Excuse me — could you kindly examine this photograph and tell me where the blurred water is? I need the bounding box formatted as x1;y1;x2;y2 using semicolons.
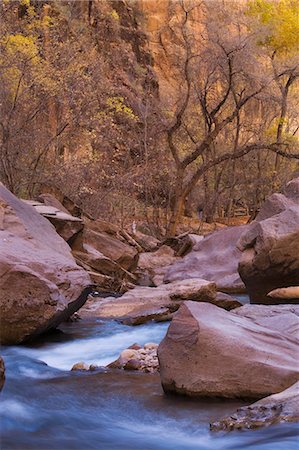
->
0;319;298;450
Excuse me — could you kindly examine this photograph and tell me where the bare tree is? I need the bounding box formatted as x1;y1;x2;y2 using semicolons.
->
161;1;299;235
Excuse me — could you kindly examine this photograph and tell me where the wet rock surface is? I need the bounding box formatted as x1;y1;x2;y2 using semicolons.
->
211;381;299;431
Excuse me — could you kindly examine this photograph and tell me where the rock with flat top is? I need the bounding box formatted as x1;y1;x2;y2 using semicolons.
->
79;278;217;321
22;198;84;244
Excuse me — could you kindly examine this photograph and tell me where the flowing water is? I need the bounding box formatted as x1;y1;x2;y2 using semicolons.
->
1;319;298;450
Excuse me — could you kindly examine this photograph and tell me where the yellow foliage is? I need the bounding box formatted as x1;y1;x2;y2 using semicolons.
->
106;96;138;121
247;0;299;55
110;10;120;21
3;33;39;60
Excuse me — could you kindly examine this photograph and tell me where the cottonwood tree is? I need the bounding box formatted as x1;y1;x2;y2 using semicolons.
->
161;0;299;235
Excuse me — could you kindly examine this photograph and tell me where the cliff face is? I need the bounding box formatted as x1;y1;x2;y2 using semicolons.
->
133;0;204;109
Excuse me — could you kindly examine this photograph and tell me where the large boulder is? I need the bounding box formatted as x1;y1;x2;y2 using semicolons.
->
0;184;91;344
238;205;299;304
211;381;299;431
238;177;299;304
164;225;247;292
158;302;299;398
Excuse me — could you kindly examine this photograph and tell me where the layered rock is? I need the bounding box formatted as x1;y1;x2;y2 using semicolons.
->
238;178;299;304
211;381;299;431
79;278;217;321
165;225;247;292
22;198;83;245
0;184;91;344
158;302;299;398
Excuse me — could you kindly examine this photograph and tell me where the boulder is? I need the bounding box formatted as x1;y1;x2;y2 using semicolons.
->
133;231;160;252
0;184;91;344
0;357;5;391
158;302;299;398
213;292;243;310
238;178;299;304
211;381;299;431
255;193;296;222
79;227;138;272
120;307;173;325
79;278;217;321
283;177;299;201
164;225;247;293
163;233;204;257
238;206;299;304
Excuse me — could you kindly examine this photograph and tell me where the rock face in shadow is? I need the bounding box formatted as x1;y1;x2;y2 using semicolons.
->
0;184;91;345
158;302;299;398
238;178;299;304
0;357;5;391
211;381;299;431
164;225;247;293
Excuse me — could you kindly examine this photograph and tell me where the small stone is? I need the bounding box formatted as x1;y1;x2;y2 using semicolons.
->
128;343;142;350
120;349;138;363
89;364;99;371
144;342;158;350
71;362;89;371
124;359;142;371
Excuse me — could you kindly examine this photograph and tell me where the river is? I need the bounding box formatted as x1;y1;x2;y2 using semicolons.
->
1;318;298;450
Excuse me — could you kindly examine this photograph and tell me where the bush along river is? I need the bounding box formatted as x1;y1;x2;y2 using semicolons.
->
1;318;298;450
